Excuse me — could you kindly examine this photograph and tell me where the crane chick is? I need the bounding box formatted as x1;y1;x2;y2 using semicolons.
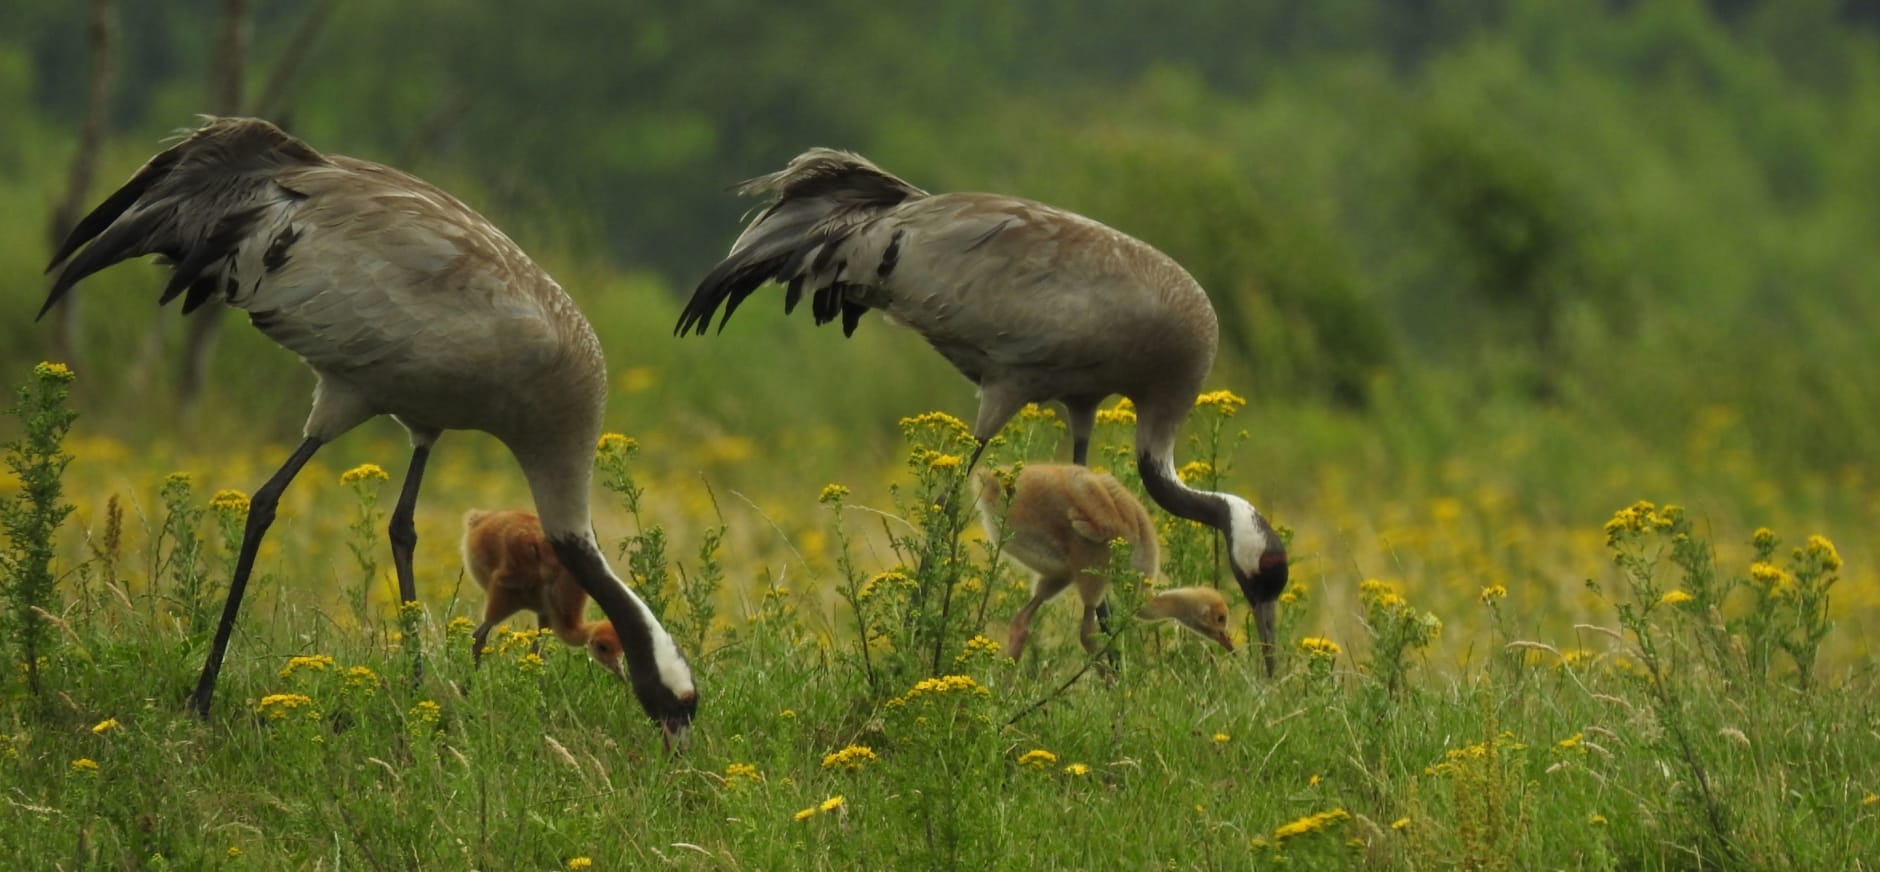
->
462;509;624;680
976;465;1236;659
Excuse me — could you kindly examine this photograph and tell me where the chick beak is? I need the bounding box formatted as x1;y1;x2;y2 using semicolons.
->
1211;628;1235;653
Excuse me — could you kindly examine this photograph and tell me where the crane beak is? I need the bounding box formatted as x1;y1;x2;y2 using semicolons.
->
1254;600;1277;677
661;719;692;752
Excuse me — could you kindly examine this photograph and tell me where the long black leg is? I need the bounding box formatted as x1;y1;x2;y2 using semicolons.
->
190;437;323;718
1063;398;1099;467
388;441;433;682
388;442;432;609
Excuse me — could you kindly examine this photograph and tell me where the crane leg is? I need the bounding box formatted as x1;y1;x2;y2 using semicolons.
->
190;436;323;718
389;441;434;682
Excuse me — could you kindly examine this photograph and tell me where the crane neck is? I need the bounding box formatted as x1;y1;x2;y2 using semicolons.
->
1135;445;1229;535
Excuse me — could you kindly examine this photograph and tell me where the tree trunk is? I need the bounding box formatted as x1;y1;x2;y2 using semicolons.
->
46;0;118;371
178;0;251;411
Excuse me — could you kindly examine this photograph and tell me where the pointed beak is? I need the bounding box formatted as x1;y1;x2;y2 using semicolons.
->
661;720;692;752
1211;629;1235;652
1254;600;1277;677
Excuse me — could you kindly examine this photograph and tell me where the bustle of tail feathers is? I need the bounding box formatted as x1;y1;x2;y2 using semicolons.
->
675;148;927;338
39;116;328;321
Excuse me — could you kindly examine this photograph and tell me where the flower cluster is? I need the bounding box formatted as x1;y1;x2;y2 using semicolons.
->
793;795;846;821
1273;808;1350;841
957;634;1001;663
209;489;250;515
724;762;762;784
1063;763;1091;777
256;693;317;721
1095;398;1136;425
821;745;879;771
1016;749;1058;769
596;432;637;454
818;483;850;504
1193;389;1248;417
1176;461;1214;484
1298;637;1342;658
34;361;76;383
91;718;120;735
279;654;335;678
887;674;987;709
339;463;388;485
1657;589;1694;607
1479;584;1507;604
1603;500;1679;546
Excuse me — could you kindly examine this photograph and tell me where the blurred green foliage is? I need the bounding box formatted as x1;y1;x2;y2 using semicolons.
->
3;0;1879;480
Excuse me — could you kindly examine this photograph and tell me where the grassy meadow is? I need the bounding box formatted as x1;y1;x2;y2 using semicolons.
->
2;294;1878;868
8;4;1880;867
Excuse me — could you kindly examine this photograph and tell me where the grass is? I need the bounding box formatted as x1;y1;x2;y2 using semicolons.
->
3;354;1879;870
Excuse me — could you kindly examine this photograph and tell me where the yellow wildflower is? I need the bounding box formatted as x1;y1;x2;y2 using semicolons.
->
898;411;972;437
1017;749;1058;768
779;709;797;720
1274;808;1350;841
1862;793;1878;807
1299;637;1342;657
1479;584;1508;604
345;666;381;693
1658;589;1694;607
1095;398;1136;425
898;674;986;704
410;700;442;724
1588;814;1608;826
956;634;1001;663
1018;403;1057;420
1557;732;1584;751
1212;732;1232;744
1804;535;1843;572
724;762;761;783
256;693;316;720
34;361;76;382
1391;817;1410;831
1308;774;1322;786
447;615;475;637
793;806;818;822
209;489;250;514
1063;763;1090;777
1751;527;1778;550
1193;389;1248;416
818;483;850;504
819;795;846;813
518;652;546;671
91;718;120;735
71;757;99;774
339;463;388;484
821;745;879;771
927;453;963;471
279;654;335;678
227;847;242;858
596;432;636;453
568;858;593;870
1176;461;1214;484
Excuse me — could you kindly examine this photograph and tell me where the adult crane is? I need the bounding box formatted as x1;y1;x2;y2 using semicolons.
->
675;149;1289;673
41;117;697;742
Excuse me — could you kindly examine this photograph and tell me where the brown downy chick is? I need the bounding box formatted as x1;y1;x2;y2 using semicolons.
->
1138;586;1235;651
977;464;1169;659
461;509;625;681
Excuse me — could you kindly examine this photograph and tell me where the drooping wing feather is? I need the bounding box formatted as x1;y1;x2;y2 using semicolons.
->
42;117;331;320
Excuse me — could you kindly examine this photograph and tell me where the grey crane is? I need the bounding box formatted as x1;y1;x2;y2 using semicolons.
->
674;149;1289;673
41;117;697;741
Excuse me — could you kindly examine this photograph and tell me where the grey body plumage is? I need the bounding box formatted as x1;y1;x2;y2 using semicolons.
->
678;148;1291;673
43;117;697;739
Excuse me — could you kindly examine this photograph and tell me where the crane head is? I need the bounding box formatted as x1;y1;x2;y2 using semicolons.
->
1222;494;1288;676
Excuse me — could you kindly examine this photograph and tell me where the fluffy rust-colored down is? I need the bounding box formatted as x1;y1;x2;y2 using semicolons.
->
976;465;1234;658
462;509;624;681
